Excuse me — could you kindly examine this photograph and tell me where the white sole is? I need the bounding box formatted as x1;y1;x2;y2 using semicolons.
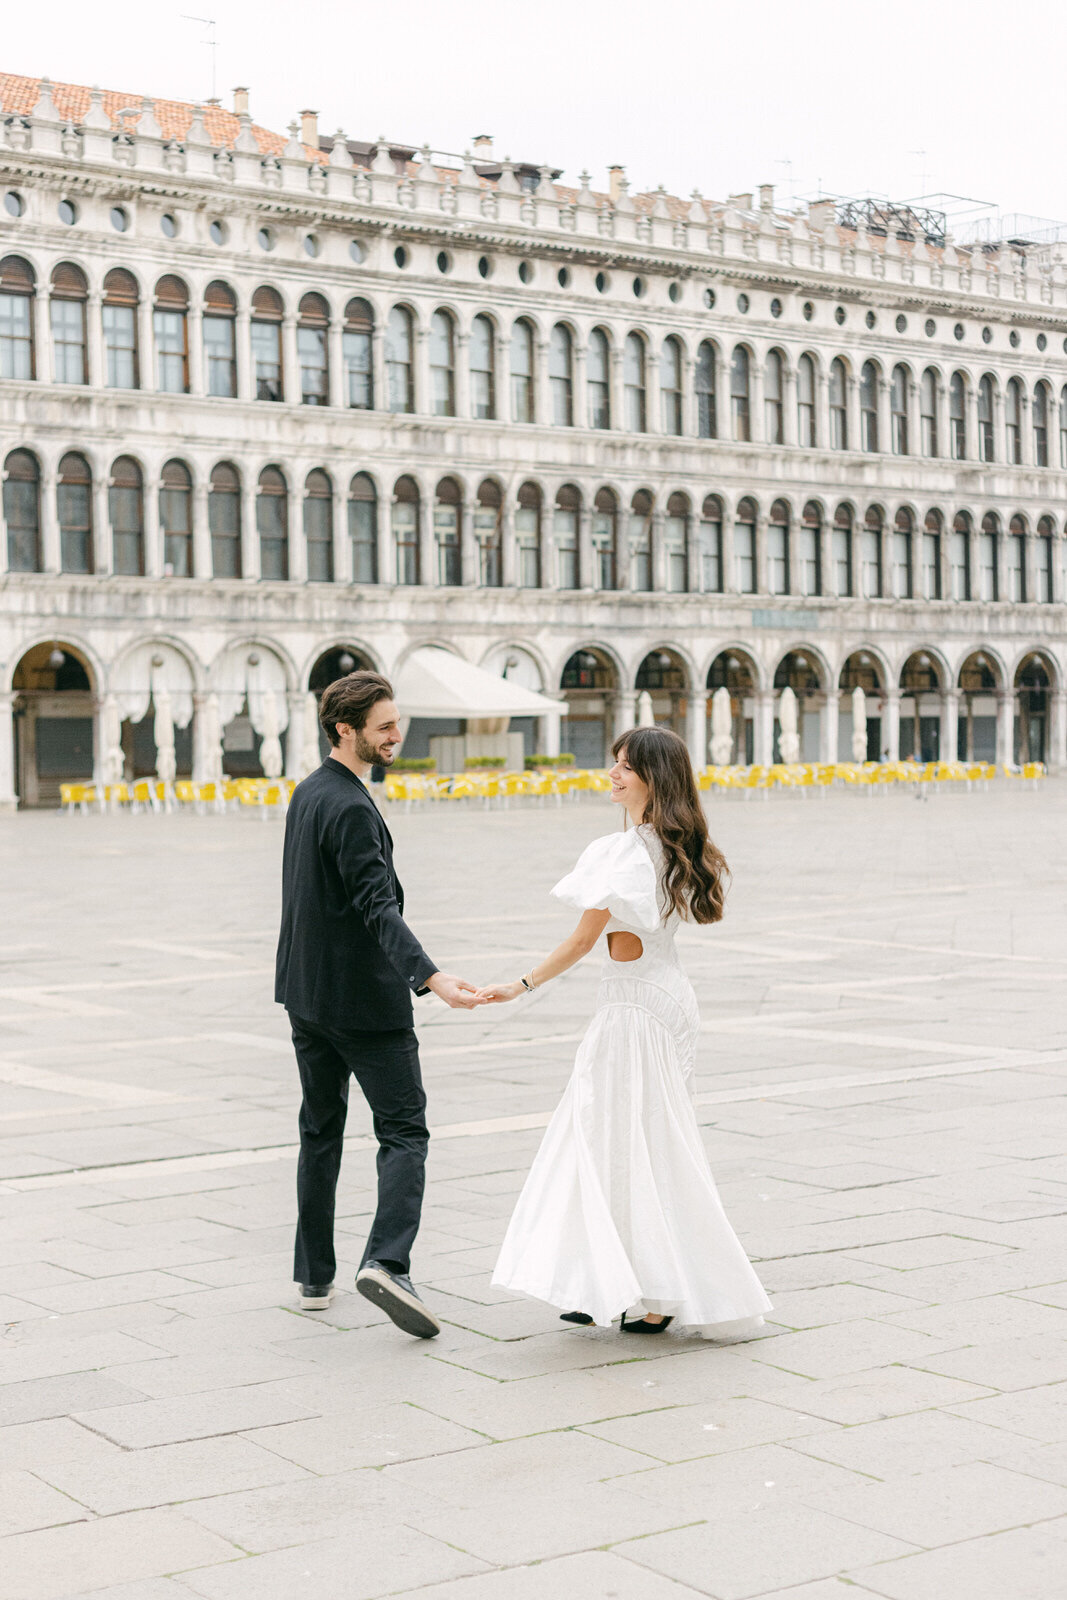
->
355;1268;440;1338
298;1286;335;1309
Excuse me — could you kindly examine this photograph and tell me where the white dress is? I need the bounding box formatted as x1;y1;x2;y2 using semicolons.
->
492;825;773;1337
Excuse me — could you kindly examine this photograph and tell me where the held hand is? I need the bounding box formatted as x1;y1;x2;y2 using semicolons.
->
427;972;485;1010
475;980;525;1004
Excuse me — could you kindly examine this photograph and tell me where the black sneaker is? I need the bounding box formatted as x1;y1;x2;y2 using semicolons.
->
298;1282;335;1309
355;1261;440;1338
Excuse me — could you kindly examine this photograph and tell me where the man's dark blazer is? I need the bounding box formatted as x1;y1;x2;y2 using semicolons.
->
275;757;438;1031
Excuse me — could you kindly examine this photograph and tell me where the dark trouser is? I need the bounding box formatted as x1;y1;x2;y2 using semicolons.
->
289;1014;428;1287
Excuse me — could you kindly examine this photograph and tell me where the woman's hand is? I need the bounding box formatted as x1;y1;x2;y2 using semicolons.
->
476;980;525;1004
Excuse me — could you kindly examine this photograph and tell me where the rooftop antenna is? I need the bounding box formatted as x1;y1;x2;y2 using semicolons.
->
774;158;794;204
910;149;929;198
182;14;218;102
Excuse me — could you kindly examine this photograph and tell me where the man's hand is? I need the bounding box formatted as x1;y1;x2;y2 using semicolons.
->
475;981;524;1004
427;972;485;1010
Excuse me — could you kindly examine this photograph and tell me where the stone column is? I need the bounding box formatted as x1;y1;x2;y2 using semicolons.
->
822;695;839;764
39;458;60;573
138;296;156;392
33;287;54;384
610;347;624;431
646;343;662;436
192;480;211;579
876;375;891;455
572;343;588;429
460;500;476;586
754;690;775;766
91;694;107;793
332;485;350;583
992;385;1004;463
994;527;1008;604
1019;390;1033;466
187;305;205;396
144;470;161;577
419;492;435;587
996;688;1015;766
748;357;764;444
754;510;769;594
537;698;563;758
288;482;307;582
963;379;978;462
86;290;104;387
940;689;959;761
906;376;920;460
282;315;299;405
678;350;692;438
1022;530;1036;604
846;373;861;452
816;367;831;450
782;364;797;446
241;477;259;581
578;504;593;591
686;691;707;770
416;327;433;418
371;328;386;415
235;308;251;400
534;337;550;427
650;508;666;592
191;691;209;784
935;379;948;463
0;691;17;809
883;688;901;761
93;475;112;574
614;689;637;741
455;331;471;418
500;500;517;588
377;497;392;587
721;505;736;594
1048;687;1067;771
327;318;344;408
818;514;832;599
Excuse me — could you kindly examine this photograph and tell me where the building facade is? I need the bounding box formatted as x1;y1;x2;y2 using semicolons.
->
1;73;1065;805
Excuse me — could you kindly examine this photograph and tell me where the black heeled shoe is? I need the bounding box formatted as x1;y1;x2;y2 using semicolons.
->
620;1312;674;1335
560;1311;594;1325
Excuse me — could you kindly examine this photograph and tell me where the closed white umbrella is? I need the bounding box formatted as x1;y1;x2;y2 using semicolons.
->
200;693;224;786
258;690;284;779
777;686;800;764
102;694;125;789
636;689;656;728
710;686;734;766
154;687;177;787
851;686;869;762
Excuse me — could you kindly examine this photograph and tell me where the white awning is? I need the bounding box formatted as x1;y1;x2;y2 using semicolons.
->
395;648;560;720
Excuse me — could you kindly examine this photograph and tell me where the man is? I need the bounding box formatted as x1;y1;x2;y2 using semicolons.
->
275;669;482;1338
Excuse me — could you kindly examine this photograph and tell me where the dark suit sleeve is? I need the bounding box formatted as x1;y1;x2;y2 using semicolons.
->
330;803;439;994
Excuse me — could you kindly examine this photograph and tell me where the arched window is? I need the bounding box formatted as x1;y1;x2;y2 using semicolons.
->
730;346;750;441
699;495;723;592
861;505;882;597
860;361;879;451
298;293;329;406
434;477;461;586
110;455;144;575
832;503;852;596
510;317;534;423
1007;514;1026;602
554;484;580;588
469;314;495;419
764;350;784;444
348;473;377;583
154;275;189;394
209;462;241;578
665;491;689;592
257;465;288;580
1033;384;1049;467
0;255;35;379
799;502;821;596
344;299;374;409
660;337;683;435
797;353;815;446
160;459;192;576
891;507;913;599
58;451;93;574
3;448;40;571
103;269;139;389
476;479;503;586
516;480;541;588
768;499;789;594
921;368;938;456
629;489;653;590
978;512;998;601
587;328;610;429
949;372;966;460
623;333;646;431
592;487;618;589
829;358;848;448
695;340;717;438
1037;515;1054;603
251;286;283;402
1005;378;1022;463
51;262;88;384
393;475;420;584
203;280;236;397
304;468;333;581
950;512;971;600
385;306;414;414
978;375;995;462
429;309;456;417
922;509;943;599
891;365;908;454
549;324;572;425
734;496;757;593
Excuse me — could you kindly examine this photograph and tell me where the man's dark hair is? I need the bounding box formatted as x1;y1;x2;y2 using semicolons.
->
319;671;395;747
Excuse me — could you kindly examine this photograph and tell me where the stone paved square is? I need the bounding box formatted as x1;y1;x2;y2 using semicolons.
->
2;780;1066;1598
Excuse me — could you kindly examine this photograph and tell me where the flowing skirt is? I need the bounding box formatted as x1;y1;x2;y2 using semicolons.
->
492;980;773;1335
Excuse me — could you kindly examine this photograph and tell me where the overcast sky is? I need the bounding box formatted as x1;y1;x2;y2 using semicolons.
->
5;0;1064;225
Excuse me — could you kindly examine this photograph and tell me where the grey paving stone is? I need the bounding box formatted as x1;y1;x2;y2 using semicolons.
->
908;1329;1067;1391
583;1396;837;1462
848;1524;1067;1600
789;1408;1032;1479
378;1550;710;1599
610;1440;869;1518
801;1459;1067;1545
243;1403;488;1472
0;1372;148;1427
71;1382;318;1448
384;1429;659;1507
0;1470;88;1536
44;1435;310;1515
1;1508;240;1600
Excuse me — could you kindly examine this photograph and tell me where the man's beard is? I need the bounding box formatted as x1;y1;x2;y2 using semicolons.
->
352;730;396;766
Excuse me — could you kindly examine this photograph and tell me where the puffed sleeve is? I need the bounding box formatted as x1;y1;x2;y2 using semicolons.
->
550;830;660;929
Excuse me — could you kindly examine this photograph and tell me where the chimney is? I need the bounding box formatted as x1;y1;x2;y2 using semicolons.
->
727;192;753;212
808;198;836;231
758;183;774;212
300;108;319;147
608;165;625;203
472;133;493;158
233;86;249;116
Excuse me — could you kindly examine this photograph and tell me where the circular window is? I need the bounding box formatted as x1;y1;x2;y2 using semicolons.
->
557;266;570;288
110;206;128;233
349;238;365;264
595;270;609;293
632;275;645;298
982;326;993;344
394;244;408;268
737;292;750;313
770;297;782;318
3;190;24;218
303;234;319;259
209;219;227;245
519;260;533;285
58;198;77;226
924;318;936;337
953;322;964;341
477;254;491;279
834;305;846;325
257;226;275;252
802;300;814;321
895;313;907;333
160;213;178;238
1009;329;1020;348
436;250;451;274
668;281;681;304
865;309;876;329
1037;332;1047;351
703;287;716;309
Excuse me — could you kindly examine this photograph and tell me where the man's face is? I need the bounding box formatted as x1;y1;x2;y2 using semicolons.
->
350;699;403;766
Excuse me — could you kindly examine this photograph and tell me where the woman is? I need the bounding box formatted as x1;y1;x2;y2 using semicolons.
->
482;726;772;1338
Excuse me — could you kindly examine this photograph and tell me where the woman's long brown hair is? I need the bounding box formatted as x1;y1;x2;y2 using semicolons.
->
612;726;729;924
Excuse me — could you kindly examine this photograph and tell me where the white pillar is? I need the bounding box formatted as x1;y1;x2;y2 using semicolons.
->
332;486;350;583
686;692;707;770
187;305;205;396
138;295;155;393
289;481;307;582
883;689;901;761
86;291;104;388
534;337;550;427
821;696;838;764
538;700;562;758
192;481;211;579
0;691;17;809
371;328;386;415
40;458;60;573
455;331;471;419
235;308;251;400
94;475;112;574
327;318;344;408
143;470;161;577
282;315;299;405
996;689;1015;766
614;689;637;741
241;476;259;580
1049;688;1067;771
941;690;959;762
754;691;775;767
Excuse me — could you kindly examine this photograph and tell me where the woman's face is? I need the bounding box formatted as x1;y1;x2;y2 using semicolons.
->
609;746;650;816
